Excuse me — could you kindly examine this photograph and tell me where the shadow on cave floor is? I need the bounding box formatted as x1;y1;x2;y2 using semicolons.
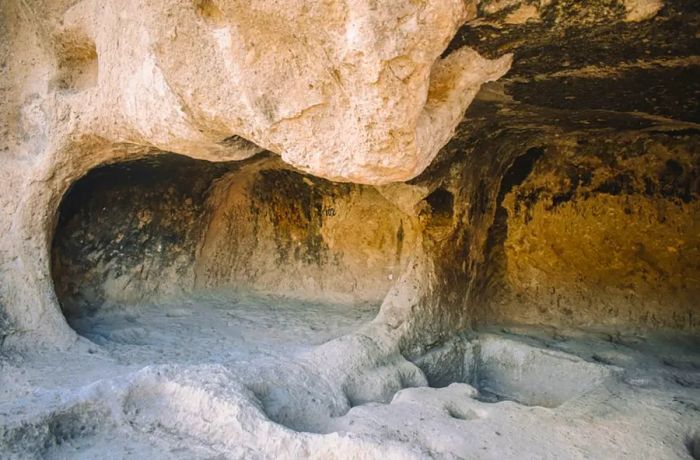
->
66;294;379;366
0;294;379;408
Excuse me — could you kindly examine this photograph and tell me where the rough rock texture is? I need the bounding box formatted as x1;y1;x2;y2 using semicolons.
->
0;0;510;343
487;134;699;330
52;154;420;315
196;158;420;304
54;0;510;183
51;155;234;315
1;0;699;458
434;0;699;337
2;0;693;343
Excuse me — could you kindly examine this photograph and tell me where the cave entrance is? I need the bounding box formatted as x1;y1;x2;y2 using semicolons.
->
51;153;416;363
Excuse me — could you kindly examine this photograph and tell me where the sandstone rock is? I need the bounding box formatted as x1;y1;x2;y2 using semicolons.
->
623;0;664;21
1;1;699;458
56;0;511;184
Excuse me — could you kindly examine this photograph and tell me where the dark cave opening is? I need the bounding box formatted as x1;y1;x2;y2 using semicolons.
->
423;187;455;228
51;154;236;318
49;153;417;356
496;147;545;203
425;188;455;218
474;147;546;309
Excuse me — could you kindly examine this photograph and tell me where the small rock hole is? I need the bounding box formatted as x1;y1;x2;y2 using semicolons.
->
423;187;454;226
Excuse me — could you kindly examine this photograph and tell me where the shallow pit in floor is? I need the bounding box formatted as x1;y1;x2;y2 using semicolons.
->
413;332;619;408
268;331;625;437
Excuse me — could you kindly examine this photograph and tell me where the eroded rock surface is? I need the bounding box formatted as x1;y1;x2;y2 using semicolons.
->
1;0;699;458
51;0;511;183
52;154;420;314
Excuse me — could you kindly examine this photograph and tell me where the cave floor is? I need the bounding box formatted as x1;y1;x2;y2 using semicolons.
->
1;305;699;459
0;294;378;403
69;293;379;366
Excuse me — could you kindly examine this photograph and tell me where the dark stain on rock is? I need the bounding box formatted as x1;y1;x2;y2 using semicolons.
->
396;221;405;262
52;154;237;316
250;169;351;265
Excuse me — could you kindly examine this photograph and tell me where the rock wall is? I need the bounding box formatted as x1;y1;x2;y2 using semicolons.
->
51;154;234;315
475;133;699;331
196;159;420;304
0;0;507;346
1;0;699;349
52;154;421;317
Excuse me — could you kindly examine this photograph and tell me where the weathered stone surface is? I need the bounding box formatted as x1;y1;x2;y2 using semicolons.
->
1;1;699;457
1;0;697;344
52;154;421;315
0;0;511;340
52;0;511;184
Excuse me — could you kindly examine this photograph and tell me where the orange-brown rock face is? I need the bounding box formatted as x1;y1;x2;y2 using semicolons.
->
196;160;420;304
476;134;700;331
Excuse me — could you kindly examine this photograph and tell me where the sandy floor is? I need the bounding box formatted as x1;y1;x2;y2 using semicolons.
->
71;294;378;365
1;298;699;459
0;294;378;403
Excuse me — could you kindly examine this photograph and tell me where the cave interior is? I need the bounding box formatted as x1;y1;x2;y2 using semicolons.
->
1;0;699;458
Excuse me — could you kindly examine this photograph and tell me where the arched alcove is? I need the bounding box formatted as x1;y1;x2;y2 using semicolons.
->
50;153;418;361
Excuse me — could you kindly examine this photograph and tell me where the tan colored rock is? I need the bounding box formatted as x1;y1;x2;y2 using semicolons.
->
56;0;511;184
504;4;541;24
622;0;663;22
0;0;511;341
